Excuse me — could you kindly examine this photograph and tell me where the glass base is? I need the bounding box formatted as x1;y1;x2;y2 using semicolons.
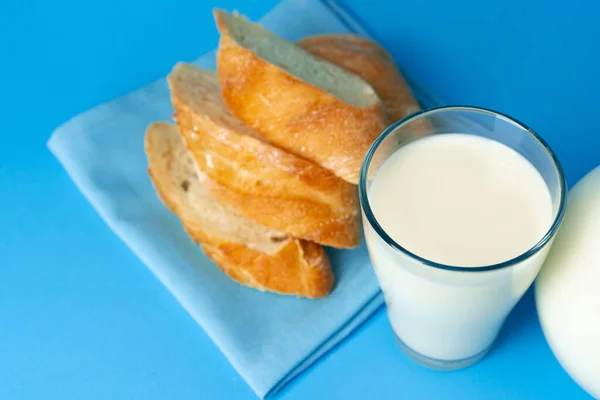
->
393;331;492;371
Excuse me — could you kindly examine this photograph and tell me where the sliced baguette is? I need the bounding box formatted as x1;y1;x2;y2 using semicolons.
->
168;63;360;249
145;121;333;298
297;34;422;124
214;9;388;184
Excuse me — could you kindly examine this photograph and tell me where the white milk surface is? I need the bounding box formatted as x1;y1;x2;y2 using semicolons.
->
365;133;554;361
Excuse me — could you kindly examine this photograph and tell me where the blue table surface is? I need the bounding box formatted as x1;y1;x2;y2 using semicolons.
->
1;0;598;398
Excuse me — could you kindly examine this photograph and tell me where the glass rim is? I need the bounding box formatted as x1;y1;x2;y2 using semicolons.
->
358;105;568;273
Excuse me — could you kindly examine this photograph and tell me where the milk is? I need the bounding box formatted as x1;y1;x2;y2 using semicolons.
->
365;133;554;363
536;166;600;398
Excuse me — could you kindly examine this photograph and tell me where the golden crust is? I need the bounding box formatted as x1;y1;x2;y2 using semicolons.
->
167;66;361;249
214;11;388;184
145;122;333;298
194;164;360;250
200;239;333;299
297;34;424;126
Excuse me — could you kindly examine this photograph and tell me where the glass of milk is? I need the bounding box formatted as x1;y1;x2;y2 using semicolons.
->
359;106;566;370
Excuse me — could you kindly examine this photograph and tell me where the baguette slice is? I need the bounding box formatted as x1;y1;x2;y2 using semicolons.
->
168;63;361;249
297;34;422;124
145;122;333;298
214;9;388;184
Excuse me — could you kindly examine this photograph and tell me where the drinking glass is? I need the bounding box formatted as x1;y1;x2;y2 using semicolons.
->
359;106;567;370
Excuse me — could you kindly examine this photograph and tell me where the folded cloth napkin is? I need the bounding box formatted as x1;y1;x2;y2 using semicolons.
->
48;0;440;397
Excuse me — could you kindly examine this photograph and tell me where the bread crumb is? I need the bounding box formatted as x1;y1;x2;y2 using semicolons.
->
181;180;190;192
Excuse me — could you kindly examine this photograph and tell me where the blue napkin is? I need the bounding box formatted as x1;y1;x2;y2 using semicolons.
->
47;0;440;397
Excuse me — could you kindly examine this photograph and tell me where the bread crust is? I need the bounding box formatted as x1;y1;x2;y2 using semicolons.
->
145;122;333;298
297;34;422;124
168;64;360;249
214;10;388;184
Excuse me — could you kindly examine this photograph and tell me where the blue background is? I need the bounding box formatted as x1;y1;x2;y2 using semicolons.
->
1;0;598;398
